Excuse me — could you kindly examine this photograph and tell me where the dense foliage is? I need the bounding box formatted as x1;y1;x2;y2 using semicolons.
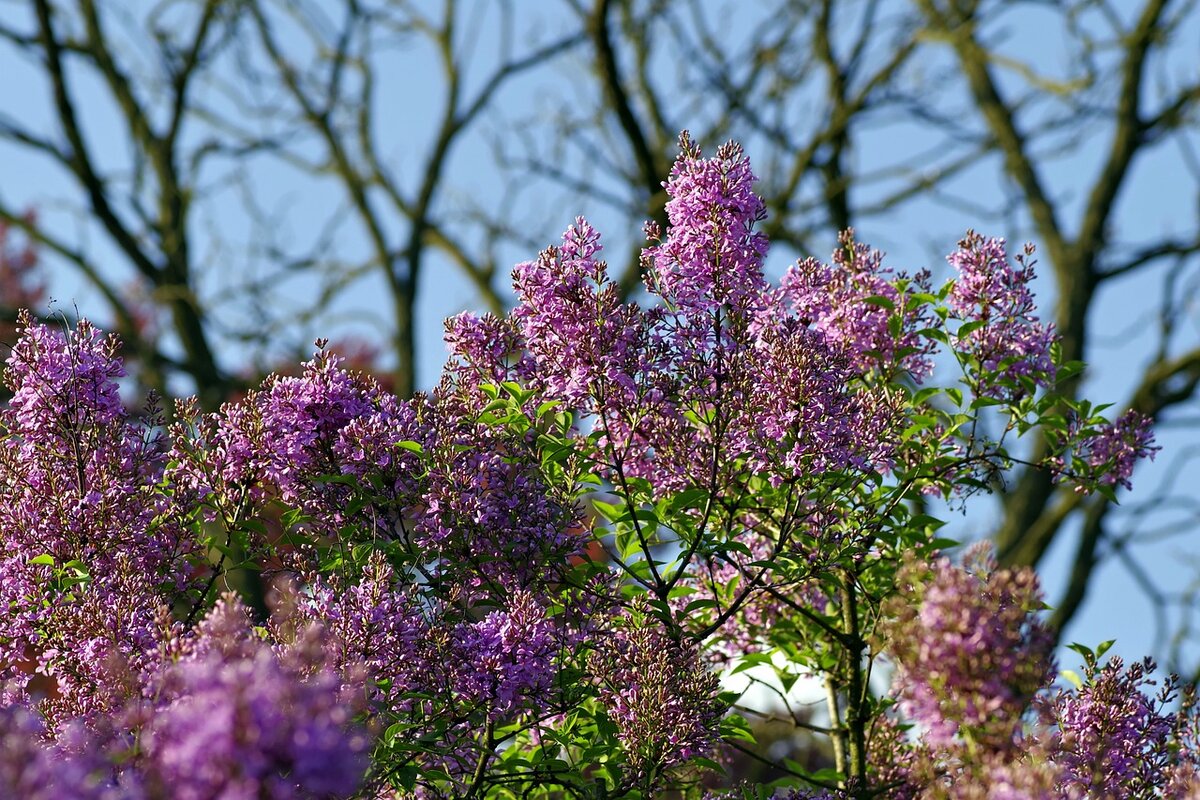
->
0;135;1184;799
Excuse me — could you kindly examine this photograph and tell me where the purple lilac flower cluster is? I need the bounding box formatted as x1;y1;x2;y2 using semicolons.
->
169;344;424;540
646;132;769;319
1045;407;1159;494
512;217;662;410
0;705;111;799
443;311;530;389
1;596;370;800
6;311;125;430
450;589;560;720
881;545;1056;749
499;134;902;495
413;398;583;587
1048;656;1190;797
295;556;562;722
737;321;901;477
1080;409;1159;490
880;548;1200;799
591;607;723;782
136;596;370;800
281;553;423;709
507;216;683;491
779;231;935;379
947;232;1057;401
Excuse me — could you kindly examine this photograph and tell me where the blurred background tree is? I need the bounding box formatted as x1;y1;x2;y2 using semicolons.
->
1;0;1199;773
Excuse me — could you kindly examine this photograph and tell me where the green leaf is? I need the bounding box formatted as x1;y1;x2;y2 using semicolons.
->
916;327;950;345
691;756;726;774
278;508;301;530
957;319;985;338
682;598;718;615
719;713;757;743
29;554;56;566
970;394;1003;409
591;499;623;523
390;766;418;791
1066;642;1094;661
862;295;895;311
807;767;844;783
912;386;941;405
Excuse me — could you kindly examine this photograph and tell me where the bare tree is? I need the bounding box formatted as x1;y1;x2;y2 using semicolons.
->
0;0;584;400
235;0;584;396
0;0;242;406
910;0;1200;637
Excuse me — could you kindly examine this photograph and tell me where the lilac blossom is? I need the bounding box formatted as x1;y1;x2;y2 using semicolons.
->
881;546;1055;750
640;135;769;485
507;218;684;490
591;608;723;781
288;534;570;779
646;133;769;318
736;319;901;479
0;313;194;727
139;596;370;800
298;520;569;718
779;231;935;379
258;346;375;489
5;312;125;432
1047;656;1182;797
947;232;1056;401
413;395;584;586
168;343;427;546
450;589;560;720
0;705;114;799
1079;409;1159;491
443;311;531;389
291;554;424;706
512;217;656;409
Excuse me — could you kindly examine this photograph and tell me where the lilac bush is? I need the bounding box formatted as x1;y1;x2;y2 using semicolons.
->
0;135;1184;798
